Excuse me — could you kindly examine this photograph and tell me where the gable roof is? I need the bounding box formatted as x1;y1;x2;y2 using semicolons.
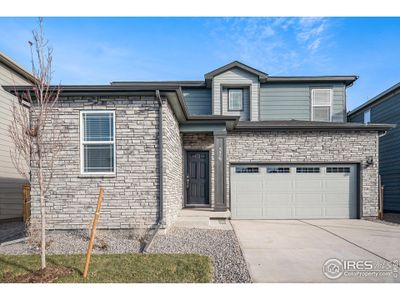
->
204;61;268;83
348;82;400;117
0;52;36;84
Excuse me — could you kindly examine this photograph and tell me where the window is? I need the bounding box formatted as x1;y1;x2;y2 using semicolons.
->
311;89;332;122
327;167;350;173
296;167;320;173
235;167;259;173
267;167;290;174
228;89;243;111
80;111;115;174
364;109;371;124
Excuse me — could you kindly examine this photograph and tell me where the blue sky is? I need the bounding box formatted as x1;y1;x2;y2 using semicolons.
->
0;17;399;110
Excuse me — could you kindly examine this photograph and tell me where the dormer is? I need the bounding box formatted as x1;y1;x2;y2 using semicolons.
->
205;61;268;121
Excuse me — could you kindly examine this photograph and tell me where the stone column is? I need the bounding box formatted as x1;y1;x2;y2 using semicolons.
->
214;130;227;211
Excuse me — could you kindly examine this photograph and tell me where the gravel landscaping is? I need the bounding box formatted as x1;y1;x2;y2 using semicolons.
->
147;227;252;283
0;229;142;255
0;223;252;283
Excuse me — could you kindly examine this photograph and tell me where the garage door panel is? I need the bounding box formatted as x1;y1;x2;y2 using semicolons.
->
235;198;262;208
325;207;356;218
294;207;324;218
294;193;323;204
294;179;323;191
264;207;294;219
231;164;357;219
325;193;355;202
325;179;351;190
235;207;263;218
264;194;293;204
264;180;293;190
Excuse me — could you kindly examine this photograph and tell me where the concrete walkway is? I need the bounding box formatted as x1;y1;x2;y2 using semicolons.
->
232;219;400;283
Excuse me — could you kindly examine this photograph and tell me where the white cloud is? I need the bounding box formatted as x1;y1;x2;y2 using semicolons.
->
308;38;321;51
206;17;332;74
296;17;327;52
262;26;275;37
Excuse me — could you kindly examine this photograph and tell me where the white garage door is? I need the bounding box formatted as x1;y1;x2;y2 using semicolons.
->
231;164;357;219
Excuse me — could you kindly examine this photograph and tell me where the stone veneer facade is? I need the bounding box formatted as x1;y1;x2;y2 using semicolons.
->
162;100;183;227
31;96;161;230
226;130;380;217
30;94;381;229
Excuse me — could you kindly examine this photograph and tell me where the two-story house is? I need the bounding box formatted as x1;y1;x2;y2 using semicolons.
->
4;61;393;230
348;82;400;215
0;52;35;222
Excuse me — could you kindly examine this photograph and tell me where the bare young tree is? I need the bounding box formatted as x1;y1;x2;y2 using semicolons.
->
9;17;61;269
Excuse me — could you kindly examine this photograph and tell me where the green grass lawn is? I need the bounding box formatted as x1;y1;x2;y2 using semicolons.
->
0;253;213;283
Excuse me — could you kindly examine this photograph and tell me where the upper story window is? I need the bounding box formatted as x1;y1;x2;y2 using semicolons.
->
228;89;244;111
80;111;116;174
311;89;332;122
364;109;371;124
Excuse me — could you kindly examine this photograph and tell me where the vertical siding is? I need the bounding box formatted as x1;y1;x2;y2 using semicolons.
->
0;62;31;220
260;83;346;121
349;92;400;212
212;67;259;121
182;88;212;115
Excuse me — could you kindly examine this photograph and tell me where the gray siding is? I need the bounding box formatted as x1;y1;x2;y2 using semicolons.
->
349;92;400;212
349;111;364;123
182;88;212;115
212;67;259;121
0;61;31;220
260;83;346;122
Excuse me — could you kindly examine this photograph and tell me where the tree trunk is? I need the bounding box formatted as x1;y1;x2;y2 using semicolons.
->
40;177;46;269
37;139;46;269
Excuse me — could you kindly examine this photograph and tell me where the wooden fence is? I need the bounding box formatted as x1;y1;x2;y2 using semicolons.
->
23;184;31;224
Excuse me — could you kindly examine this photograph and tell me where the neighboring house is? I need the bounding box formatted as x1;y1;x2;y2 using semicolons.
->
0;52;35;222
3;61;393;230
348;83;400;213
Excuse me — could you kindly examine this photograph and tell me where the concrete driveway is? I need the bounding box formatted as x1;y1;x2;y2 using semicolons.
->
231;219;400;283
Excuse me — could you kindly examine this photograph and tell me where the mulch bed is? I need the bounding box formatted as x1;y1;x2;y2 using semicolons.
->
2;266;73;283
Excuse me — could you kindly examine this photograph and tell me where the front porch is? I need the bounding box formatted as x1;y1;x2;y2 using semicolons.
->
181;129;227;212
173;208;231;230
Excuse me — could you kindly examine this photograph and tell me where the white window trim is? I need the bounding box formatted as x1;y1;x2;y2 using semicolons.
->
80;110;116;175
311;88;333;121
364;109;371;124
228;88;244;111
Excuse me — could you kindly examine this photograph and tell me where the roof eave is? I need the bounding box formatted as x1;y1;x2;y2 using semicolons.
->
234;122;395;132
266;76;358;86
0;52;37;84
348;82;400;117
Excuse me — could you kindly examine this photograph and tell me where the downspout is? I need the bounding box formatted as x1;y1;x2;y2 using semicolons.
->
377;130;387;220
143;89;163;252
155;89;164;225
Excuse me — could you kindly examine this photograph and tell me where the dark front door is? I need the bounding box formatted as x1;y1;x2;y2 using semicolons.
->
186;151;210;206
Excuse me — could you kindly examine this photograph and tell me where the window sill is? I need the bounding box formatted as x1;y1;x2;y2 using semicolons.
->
78;174;116;179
